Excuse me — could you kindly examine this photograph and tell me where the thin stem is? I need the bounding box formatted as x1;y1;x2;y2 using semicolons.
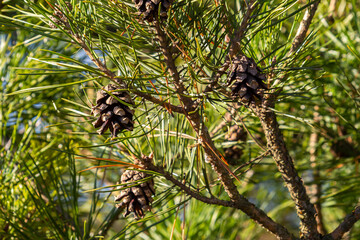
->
273;0;321;87
234;150;271;174
206;0;257;90
132;90;184;114
54;14;185;115
68;26;184;113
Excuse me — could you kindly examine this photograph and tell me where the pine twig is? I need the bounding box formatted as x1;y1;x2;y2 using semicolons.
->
205;0;257;91
133;90;184;114
289;1;321;54
77;36;183;114
210;0;322;237
234;150;271;174
323;206;360;240
153;20;190;103
153;20;242;206
228;0;257;57
273;0;321;87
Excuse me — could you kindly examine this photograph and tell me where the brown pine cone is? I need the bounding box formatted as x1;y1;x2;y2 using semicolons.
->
91;84;134;137
133;0;174;22
227;55;267;103
115;169;155;219
224;124;247;165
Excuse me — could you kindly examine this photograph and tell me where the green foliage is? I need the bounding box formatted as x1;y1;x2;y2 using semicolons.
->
0;0;359;239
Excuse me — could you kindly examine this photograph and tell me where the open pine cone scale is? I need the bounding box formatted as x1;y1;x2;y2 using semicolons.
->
115;169;155;219
91;84;135;137
227;55;267;103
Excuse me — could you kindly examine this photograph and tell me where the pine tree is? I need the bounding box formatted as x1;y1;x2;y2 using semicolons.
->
1;0;360;239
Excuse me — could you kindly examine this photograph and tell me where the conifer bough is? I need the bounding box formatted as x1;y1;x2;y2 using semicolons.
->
91;84;135;137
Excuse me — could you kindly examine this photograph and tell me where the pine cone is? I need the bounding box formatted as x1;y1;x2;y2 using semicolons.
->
227;55;267;103
133;0;173;22
224;124;247;165
91;84;134;137
115;169;155;219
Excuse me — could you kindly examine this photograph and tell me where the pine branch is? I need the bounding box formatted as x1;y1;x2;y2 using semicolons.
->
48;7;185;116
228;0;257;57
323;206;360;240
132;90;184;113
242;2;322;238
153;20;190;104
153;20;243;206
289;1;320;54
273;1;320;87
152;17;296;240
251;97;320;239
139;156;297;240
76;35;183;114
68;29;184;113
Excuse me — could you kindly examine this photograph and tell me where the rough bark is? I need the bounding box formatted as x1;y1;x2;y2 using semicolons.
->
252;98;320;239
